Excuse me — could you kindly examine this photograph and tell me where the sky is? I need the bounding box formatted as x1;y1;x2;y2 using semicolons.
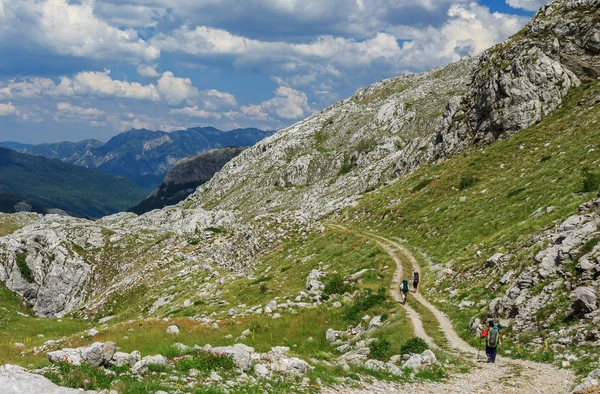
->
0;0;547;144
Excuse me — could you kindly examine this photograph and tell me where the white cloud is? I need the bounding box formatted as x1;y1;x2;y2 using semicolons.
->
156;72;199;105
505;0;548;11
57;70;161;101
0;102;17;116
240;86;312;120
56;102;105;123
153;3;527;90
137;64;160;78
169;106;222;119
0;70;235;108
0;0;159;64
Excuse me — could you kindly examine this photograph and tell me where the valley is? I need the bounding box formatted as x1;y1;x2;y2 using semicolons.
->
0;0;599;393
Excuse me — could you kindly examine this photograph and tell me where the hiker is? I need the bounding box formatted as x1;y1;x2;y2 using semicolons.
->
481;319;501;363
401;279;410;304
413;271;420;292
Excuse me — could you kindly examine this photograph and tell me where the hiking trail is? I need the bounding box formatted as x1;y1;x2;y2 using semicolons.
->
325;224;576;394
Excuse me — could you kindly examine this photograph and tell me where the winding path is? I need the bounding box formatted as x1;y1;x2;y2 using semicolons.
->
325;224;576;394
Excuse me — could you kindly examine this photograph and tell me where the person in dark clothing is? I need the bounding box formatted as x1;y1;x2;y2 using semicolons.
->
481;320;501;363
412;272;420;292
401;279;410;304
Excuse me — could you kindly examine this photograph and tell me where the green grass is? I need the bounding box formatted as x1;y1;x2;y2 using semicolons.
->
400;337;429;355
15;253;33;282
174;352;235;374
338;80;600;369
581;168;600;193
0;283;88;367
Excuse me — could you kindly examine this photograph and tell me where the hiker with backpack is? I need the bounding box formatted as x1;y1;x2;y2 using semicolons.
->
412;271;420;292
401;279;410;304
481;319;501;363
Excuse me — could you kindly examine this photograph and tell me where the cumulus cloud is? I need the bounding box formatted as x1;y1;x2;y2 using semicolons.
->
0;0;159;64
240;86;312;120
153;3;527;88
505;0;548;11
56;70;161;101
0;102;17;116
137;64;160;78
156;72;199;105
0;71;235;108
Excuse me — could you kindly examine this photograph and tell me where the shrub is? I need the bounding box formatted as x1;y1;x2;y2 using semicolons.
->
400;337;429;355
15;253;34;282
458;175;480;190
174;352;235;374
578;238;599;261
339;160;354;175
44;362;112;390
507;187;526;198
203;227;227;234
259;283;268;294
147;363;168;373
411;179;434;193
582;168;600;193
344;287;387;322
323;274;351;299
369;339;391;361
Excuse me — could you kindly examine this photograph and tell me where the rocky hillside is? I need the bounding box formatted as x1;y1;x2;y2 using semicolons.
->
0;0;599;392
0;0;597;323
129;147;246;215
1;127;272;190
0;148;146;218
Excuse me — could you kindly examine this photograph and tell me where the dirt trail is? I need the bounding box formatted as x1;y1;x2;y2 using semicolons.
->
326;224;576;394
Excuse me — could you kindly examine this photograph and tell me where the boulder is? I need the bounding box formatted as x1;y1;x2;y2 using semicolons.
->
572;287;598;316
111;351;139;367
0;364;84;394
571;369;600;394
261;347;309;376
306;270;325;292
210;344;255;371
166;325;180;335
254;364;270;378
368;316;383;330
326;328;342;343
47;348;83;366
88;328;99;337
132;354;168;375
364;359;403;376
80;342;117;367
402;350;437;371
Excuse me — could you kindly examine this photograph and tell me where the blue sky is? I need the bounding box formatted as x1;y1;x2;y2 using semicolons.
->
0;0;546;144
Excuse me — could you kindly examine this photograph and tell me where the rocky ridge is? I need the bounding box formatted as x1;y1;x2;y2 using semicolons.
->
0;0;598;326
129;146;247;215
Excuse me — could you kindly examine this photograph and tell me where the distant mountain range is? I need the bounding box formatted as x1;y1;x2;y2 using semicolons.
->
1;127;273;190
129;146;246;215
0;147;146;218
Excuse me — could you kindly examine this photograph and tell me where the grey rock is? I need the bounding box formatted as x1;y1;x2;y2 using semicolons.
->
306;270;325;292
132;354;168;375
0;364;84;394
572;287;598;316
80;342;117;367
110;351;139;367
253;364;270;378
210;344;255;371
368;316;383;330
